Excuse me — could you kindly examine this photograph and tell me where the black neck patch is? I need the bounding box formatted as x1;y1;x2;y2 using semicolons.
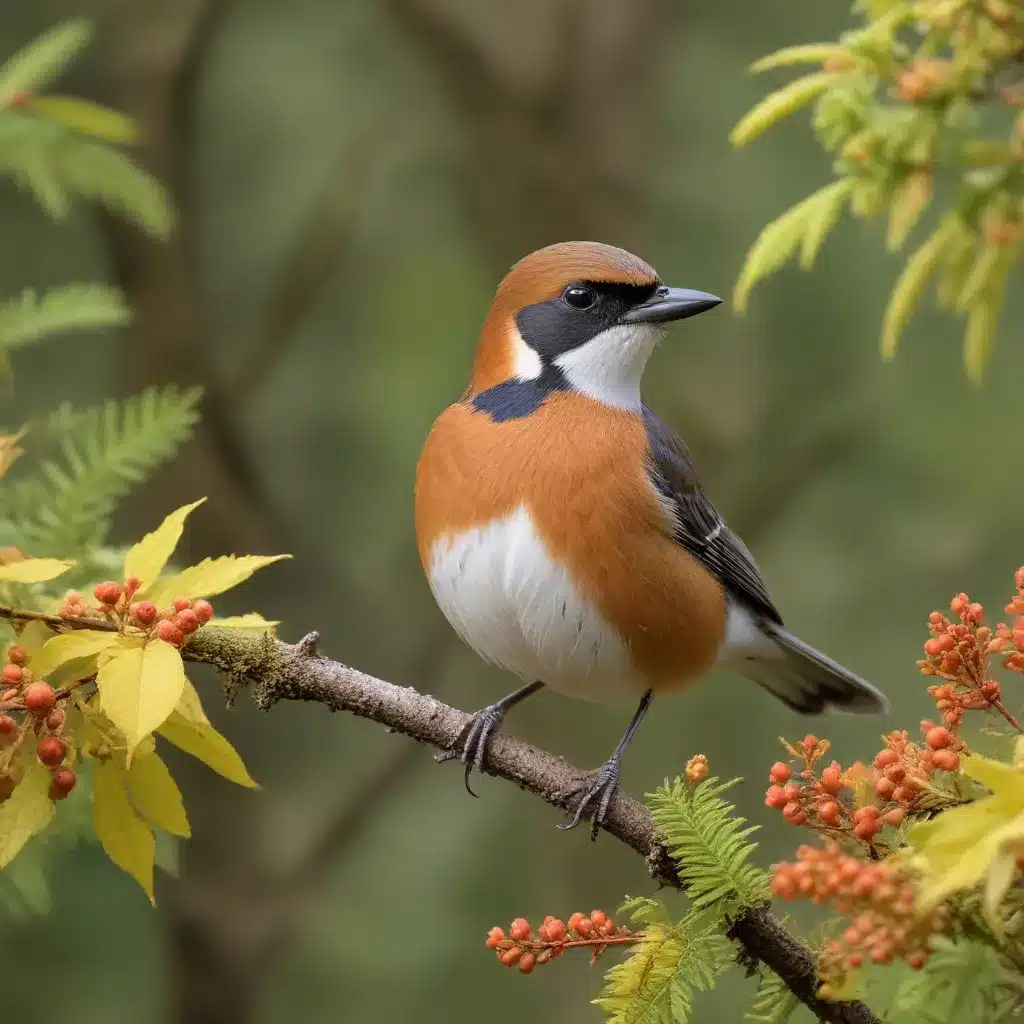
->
470;363;568;422
515;280;658;362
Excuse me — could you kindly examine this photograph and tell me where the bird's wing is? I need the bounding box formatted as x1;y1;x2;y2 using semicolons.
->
642;406;783;625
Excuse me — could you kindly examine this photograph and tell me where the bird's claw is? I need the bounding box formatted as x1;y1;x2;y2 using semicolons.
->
559;757;622;842
435;702;508;796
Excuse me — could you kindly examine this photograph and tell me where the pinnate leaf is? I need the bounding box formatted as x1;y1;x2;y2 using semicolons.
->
93;757;155;901
123;497;205;589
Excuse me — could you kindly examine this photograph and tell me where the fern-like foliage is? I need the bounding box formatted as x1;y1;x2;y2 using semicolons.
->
0;20;91;107
890;937;1017;1024
0;284;129;351
647;776;771;912
745;970;799;1024
594;898;731;1024
2;385;202;561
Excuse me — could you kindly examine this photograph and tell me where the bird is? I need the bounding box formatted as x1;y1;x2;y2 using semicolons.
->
414;241;889;838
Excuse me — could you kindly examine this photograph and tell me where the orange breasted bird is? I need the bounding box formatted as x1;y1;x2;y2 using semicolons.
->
415;241;888;838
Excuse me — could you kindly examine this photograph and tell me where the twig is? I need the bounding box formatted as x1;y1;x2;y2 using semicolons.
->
0;607;879;1023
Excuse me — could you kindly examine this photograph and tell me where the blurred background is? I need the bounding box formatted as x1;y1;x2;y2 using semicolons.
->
0;0;1021;1021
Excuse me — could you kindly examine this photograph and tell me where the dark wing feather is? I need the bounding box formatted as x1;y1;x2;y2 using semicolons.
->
642;406;782;625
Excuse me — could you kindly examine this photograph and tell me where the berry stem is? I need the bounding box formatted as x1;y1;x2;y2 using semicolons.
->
991;699;1024;734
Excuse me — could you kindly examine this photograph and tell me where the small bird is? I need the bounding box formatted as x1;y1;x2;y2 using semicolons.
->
415;241;888;837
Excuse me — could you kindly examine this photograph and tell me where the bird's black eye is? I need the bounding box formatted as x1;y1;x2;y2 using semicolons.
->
562;285;597;310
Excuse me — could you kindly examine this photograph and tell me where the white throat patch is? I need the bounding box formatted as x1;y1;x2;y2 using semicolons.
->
553;323;662;409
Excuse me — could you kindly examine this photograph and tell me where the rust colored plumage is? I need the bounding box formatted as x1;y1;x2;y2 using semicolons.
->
467;242;660;394
415;390;727;690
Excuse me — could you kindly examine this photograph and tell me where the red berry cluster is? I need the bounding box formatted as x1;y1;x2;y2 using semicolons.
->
771;845;948;981
764;735;905;847
59;578;214;649
485;910;636;973
0;645;75;802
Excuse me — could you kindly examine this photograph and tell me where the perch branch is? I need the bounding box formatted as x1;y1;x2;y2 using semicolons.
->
0;608;878;1024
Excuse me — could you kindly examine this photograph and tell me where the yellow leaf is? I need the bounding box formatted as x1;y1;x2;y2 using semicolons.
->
93;758;155;902
963;753;1024;793
29;629;119;680
127;753;190;837
0;759;54;867
886;170;932;252
751;44;857;73
957;244;1006;312
983;846;1016;934
880;220;956;360
26;95;140;144
123;498;206;590
175;678;210;726
16;619;55;657
145;554;291;606
0;558;74;583
730;73;835;148
935;227;977;310
98;639;187;756
158;711;258;788
211;613;280;635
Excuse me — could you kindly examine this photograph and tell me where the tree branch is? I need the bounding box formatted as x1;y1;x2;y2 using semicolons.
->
0;605;878;1023
181;627;880;1024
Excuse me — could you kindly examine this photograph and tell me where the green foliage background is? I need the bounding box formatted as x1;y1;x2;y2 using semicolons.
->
0;2;1022;1023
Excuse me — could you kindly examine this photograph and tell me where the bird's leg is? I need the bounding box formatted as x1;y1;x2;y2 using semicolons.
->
436;680;544;796
559;690;653;842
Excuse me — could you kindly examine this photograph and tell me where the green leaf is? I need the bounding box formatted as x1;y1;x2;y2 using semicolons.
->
647;776;770;912
4;385;202;558
886;169;932;252
798;178;853;268
745;970;799;1023
0;285;129;352
27;96;139;144
144;554;291;606
123;498;206;590
92;757;155;902
751;44;857;73
158;712;258;788
730;73;836;148
127;753;189;838
97;638;187;756
0;21;92;107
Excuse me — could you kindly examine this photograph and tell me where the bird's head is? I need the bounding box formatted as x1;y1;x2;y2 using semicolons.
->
467;241;721;408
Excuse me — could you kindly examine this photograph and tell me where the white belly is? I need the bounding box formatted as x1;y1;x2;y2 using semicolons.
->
426;506;640;701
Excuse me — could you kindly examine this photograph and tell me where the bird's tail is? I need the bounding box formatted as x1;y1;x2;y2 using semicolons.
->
740;623;889;715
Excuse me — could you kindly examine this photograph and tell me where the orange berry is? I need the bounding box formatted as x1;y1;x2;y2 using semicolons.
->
486;926;505;949
509;918;531;941
590;910;608;929
854;805;880;821
123;576;141;593
883;807;905;827
817;800;841;826
885;762;906;783
0;774;14;802
923;638;943;656
1;663;22;684
545;919;566;942
905;951;927;970
783;802;807;825
0;715;16;741
874;749;898;769
951;594;969;616
765;785;788;808
575;918;593;937
94;581;121;605
500;947;522;967
156;620;185;646
175;609;200;634
194;599;214;623
820;764;843;793
875;777;896;800
567;912;585;933
518;952;537;974
5;645;26;665
132;601;158;626
769;762;791;784
172;596;192;612
782;783;801;801
925;727;951;750
36;736;66;767
23;682;55;717
599;919;615;936
802;734;818;751
932;749;960;772
49;768;75;799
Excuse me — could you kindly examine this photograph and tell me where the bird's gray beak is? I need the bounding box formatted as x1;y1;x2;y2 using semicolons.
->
621;286;723;324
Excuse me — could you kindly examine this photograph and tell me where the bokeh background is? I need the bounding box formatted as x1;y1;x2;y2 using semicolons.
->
1;1;1022;1022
